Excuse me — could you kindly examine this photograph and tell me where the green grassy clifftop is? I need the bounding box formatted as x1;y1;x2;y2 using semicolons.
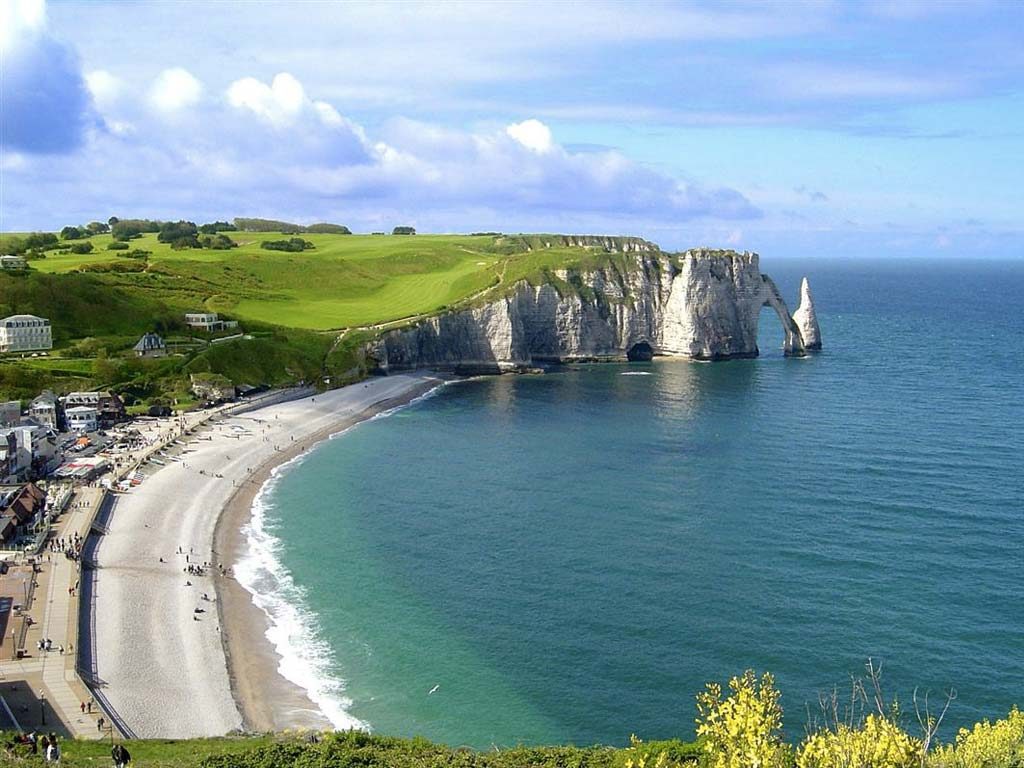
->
0;231;674;404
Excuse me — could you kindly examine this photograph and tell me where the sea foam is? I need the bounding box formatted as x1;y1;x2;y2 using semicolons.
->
234;382;447;731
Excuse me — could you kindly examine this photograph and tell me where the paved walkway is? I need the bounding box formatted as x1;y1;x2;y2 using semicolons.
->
0;488;106;738
0;391;309;738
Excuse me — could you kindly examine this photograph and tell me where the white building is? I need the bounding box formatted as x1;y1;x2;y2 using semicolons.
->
184;312;239;332
0;425;61;478
0;315;52;353
66;406;99;433
28;391;60;431
0;255;27;270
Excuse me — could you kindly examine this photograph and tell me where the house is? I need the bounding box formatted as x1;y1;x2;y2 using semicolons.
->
0;401;20;427
0;431;17;482
65;406;99;433
62;391;126;427
0;314;52;353
0;255;27;270
0;483;46;544
184;312;239;332
133;332;167;358
29;390;63;431
0;425;61;480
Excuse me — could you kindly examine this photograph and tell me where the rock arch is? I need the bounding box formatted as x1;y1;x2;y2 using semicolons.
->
760;275;806;356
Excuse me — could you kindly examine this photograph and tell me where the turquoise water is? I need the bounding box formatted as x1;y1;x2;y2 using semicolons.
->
248;258;1024;748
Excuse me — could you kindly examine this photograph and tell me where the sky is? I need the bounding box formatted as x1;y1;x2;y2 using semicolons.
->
1;0;1022;257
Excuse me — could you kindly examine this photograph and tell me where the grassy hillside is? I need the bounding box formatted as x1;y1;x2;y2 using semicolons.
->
0;231;660;402
0;730;692;768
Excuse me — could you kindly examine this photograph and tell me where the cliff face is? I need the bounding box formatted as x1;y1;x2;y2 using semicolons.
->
369;248;820;374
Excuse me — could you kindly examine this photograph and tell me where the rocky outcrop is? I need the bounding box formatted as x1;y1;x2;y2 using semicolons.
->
369;248;820;374
792;277;822;351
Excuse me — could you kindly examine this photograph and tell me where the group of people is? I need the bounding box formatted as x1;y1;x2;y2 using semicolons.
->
3;732;60;762
48;533;84;562
36;637;66;655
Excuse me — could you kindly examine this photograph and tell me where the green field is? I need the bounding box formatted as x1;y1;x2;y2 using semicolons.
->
21;233;503;329
0;229;653;402
12;232;645;330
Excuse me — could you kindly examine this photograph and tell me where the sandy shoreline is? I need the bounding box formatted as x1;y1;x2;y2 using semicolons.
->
213;375;444;732
92;373;445;737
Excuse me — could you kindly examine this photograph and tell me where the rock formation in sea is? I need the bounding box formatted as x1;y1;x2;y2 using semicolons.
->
369;244;820;374
792;277;822;351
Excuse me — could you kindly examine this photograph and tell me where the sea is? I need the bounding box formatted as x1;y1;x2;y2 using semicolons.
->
237;257;1024;748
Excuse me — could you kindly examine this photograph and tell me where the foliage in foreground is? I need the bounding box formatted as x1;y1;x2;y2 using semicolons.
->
0;685;1021;767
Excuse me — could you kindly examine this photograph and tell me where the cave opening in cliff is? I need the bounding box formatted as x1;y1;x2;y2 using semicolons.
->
627;341;654;362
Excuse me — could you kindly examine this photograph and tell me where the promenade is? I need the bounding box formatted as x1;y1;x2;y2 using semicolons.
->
0;487;106;738
0;394;282;738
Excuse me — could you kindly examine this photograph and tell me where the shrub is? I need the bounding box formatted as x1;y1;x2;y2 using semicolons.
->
69;242;94;254
199;234;238;250
927;707;1024;768
260;237;314;252
695;670;791;768
798;715;921;768
106;241;130;250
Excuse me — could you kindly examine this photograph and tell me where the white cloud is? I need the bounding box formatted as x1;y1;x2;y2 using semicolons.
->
227;72;347;129
506;119;554;154
149;67;203;112
84;69;122;108
0;0;45;53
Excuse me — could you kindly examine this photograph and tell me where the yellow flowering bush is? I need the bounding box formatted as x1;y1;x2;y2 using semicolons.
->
796;714;922;768
695;670;791;768
927;707;1024;768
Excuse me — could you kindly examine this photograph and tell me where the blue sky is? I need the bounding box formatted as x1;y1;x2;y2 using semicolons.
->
1;0;1022;257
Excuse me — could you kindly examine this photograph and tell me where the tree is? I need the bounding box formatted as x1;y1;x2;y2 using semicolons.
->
306;223;351;234
198;221;237;234
108;216;119;226
60;225;85;240
158;220;199;248
392;226;416;235
24;232;58;251
86;221;110;235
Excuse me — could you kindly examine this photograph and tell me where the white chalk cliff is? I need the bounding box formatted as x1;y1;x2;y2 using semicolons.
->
792;277;822;351
369;245;821;374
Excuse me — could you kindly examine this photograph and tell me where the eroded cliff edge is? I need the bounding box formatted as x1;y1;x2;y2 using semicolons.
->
369;245;820;374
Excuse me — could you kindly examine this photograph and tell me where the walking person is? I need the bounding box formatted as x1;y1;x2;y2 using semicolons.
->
112;743;131;768
45;734;60;764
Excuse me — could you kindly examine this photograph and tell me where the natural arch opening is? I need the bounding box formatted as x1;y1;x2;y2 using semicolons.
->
627;341;654;362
